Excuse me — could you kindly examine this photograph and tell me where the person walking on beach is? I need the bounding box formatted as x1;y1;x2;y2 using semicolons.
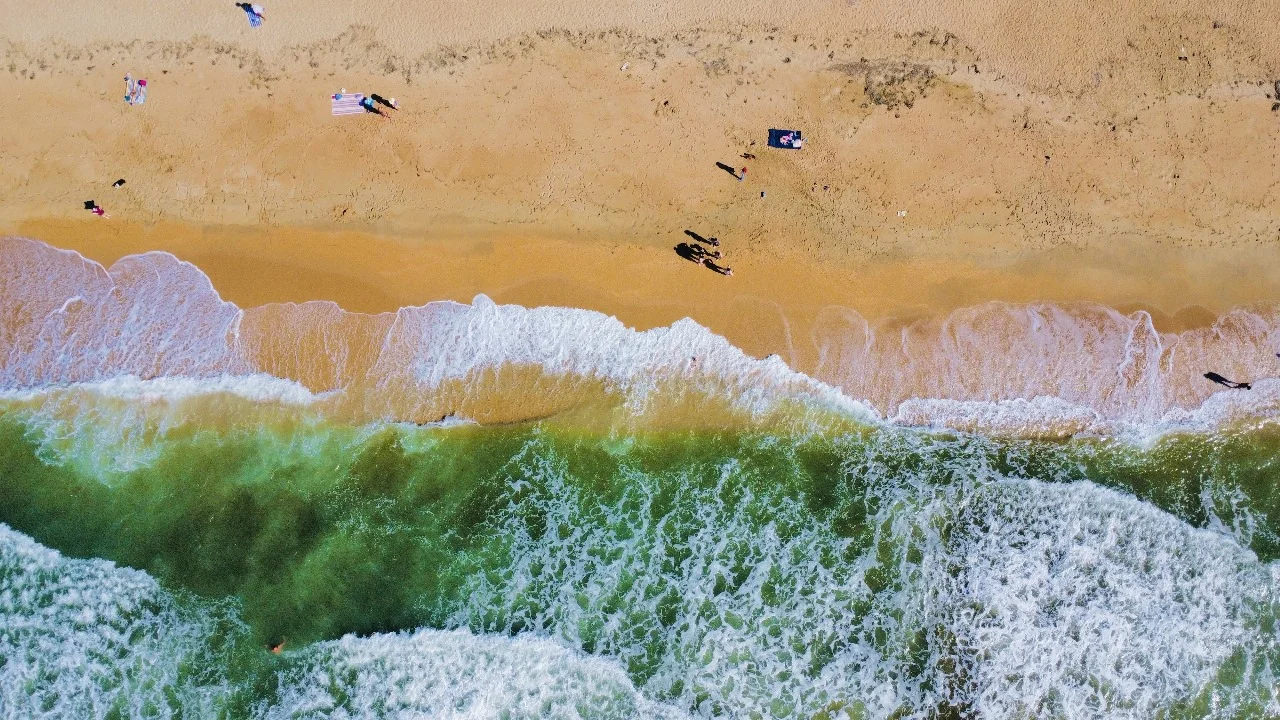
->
1204;372;1251;390
370;93;398;110
704;259;733;276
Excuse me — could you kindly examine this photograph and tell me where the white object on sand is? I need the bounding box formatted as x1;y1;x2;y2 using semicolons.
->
897;210;907;217
620;63;629;71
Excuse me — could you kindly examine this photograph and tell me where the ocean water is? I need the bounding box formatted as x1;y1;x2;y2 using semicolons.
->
1;237;1279;719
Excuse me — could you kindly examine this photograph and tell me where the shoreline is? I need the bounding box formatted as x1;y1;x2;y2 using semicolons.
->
3;5;1279;415
9;218;1272;338
5;232;1279;436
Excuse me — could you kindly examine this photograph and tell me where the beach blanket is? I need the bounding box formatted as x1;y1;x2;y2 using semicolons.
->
331;93;366;116
768;129;802;149
124;75;147;105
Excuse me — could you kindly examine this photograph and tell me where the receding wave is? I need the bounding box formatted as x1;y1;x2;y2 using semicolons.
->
3;236;1279;436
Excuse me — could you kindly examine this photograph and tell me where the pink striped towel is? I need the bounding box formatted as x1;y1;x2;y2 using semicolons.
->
331;93;365;116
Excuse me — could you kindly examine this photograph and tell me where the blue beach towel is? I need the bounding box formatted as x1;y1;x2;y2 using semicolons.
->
241;5;264;26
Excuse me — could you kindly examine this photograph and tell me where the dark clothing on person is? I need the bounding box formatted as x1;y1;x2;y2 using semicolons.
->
675;242;705;262
703;259;733;276
1204;372;1251;390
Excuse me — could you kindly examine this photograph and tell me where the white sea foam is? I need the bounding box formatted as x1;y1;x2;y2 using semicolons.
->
0;374;322;473
0;373;318;405
0;524;238;719
890;378;1280;440
4;236;1280;436
947;479;1278;719
451;437;1280;719
0;523;691;720
266;629;692;720
366;293;874;419
815;302;1280;431
0;238;247;386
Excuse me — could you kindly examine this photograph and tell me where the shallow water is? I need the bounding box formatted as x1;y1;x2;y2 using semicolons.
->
1;398;1277;718
2;237;1279;718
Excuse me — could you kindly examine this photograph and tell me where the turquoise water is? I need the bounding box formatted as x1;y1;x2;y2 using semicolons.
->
2;401;1277;718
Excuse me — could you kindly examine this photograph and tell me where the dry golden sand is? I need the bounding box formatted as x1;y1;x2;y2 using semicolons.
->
2;0;1279;376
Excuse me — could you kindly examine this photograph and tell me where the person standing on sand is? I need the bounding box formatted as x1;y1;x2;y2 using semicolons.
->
360;96;387;117
703;259;733;276
739;167;747;182
370;93;398;110
1204;372;1251;390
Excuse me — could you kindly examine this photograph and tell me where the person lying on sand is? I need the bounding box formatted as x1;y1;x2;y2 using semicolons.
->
370;93;399;110
359;96;388;117
1204;371;1250;390
235;3;265;25
703;259;733;276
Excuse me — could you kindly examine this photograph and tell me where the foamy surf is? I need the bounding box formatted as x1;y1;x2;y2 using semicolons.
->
0;524;691;720
2;423;1277;718
4;236;1279;437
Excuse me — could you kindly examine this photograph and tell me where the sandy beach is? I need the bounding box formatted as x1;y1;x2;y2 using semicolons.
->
2;0;1279;374
6;7;1280;713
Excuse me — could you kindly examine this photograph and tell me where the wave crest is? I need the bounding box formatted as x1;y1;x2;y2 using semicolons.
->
3;236;1278;435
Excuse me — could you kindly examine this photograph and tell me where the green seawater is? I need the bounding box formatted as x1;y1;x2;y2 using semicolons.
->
1;406;1278;718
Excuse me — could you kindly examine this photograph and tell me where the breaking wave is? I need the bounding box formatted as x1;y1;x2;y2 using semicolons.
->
1;421;1277;718
3;236;1279;437
3;234;1280;718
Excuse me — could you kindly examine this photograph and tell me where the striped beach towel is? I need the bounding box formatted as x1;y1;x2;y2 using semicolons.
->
124;75;147;105
331;93;366;116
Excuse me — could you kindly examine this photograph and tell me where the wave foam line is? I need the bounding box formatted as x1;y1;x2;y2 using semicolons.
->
3;236;1279;435
0;523;691;719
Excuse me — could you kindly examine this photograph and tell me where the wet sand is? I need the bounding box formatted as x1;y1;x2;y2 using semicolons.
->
2;0;1279;374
